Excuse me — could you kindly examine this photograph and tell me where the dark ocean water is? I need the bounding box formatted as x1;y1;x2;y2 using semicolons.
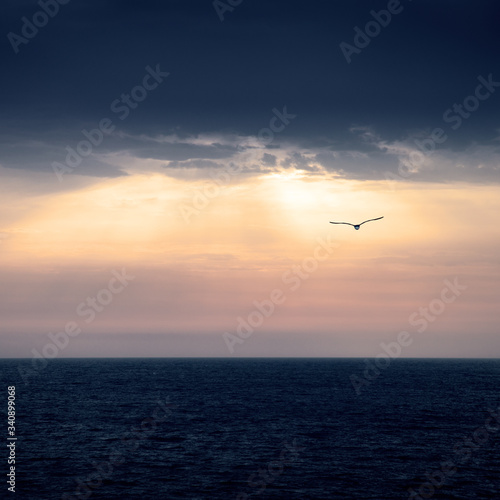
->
0;358;499;500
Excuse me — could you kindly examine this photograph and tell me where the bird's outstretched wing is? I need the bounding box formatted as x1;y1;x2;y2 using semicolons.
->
329;221;354;226
359;216;384;226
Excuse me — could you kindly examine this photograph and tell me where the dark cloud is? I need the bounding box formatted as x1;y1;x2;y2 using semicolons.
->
165;159;225;169
281;152;320;172
0;135;128;178
261;153;276;166
1;0;499;181
130;142;240;162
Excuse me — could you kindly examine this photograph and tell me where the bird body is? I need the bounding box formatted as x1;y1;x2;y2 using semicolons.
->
329;216;384;230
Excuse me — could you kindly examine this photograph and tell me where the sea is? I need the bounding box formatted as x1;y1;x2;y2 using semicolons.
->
0;358;499;499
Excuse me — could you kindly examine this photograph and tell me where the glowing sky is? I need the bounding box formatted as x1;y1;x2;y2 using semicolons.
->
0;1;499;357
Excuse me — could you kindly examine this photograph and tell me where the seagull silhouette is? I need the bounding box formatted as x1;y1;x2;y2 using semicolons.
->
329;216;384;230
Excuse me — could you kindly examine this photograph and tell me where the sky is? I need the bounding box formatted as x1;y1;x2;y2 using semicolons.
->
0;0;499;358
